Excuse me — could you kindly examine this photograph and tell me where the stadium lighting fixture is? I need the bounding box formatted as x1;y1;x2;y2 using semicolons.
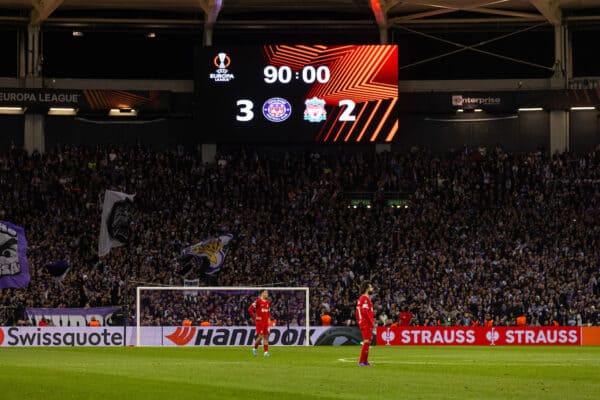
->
0;106;25;114
146;32;156;38
48;107;77;116
570;106;596;110
72;31;83;37
109;108;137;117
518;107;543;112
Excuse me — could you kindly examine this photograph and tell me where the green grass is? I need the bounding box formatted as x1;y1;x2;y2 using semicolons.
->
1;346;599;400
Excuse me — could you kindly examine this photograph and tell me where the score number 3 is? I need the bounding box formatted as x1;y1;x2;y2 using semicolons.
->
236;99;254;122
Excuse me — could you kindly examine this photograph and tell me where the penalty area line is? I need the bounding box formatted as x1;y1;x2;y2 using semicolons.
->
336;358;591;366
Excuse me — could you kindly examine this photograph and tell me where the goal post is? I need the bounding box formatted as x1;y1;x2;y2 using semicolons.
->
135;286;310;347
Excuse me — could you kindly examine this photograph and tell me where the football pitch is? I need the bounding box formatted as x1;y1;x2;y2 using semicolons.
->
1;346;599;400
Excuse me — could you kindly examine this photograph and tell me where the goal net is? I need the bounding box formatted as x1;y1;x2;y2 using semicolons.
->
135;286;310;347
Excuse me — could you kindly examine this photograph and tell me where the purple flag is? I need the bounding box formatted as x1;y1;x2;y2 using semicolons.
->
25;306;120;326
0;221;30;289
44;260;70;280
181;234;233;276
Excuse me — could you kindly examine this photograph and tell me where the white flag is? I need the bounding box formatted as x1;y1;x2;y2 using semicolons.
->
98;190;135;257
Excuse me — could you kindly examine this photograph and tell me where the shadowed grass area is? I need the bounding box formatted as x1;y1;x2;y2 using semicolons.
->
1;346;599;399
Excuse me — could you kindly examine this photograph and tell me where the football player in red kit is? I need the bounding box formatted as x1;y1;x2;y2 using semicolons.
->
355;281;375;366
248;289;271;357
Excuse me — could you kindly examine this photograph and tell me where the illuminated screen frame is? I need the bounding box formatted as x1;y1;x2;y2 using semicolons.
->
195;44;399;143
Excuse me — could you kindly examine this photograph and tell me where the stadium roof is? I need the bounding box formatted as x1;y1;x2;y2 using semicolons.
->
2;1;600;81
1;0;600;32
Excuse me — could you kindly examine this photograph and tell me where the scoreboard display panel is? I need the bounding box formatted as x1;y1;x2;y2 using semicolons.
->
195;45;398;143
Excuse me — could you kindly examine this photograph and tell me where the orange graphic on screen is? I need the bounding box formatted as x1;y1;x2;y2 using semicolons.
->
262;45;398;142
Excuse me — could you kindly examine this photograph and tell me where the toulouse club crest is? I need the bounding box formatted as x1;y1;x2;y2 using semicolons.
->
262;97;292;122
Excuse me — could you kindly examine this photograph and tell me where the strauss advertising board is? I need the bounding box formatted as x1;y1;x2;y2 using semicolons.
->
376;327;583;346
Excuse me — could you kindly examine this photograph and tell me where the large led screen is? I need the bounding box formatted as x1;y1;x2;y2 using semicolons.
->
195;45;398;143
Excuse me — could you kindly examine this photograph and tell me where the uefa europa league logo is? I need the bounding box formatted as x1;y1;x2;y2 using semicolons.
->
209;51;235;82
217;52;227;69
215;52;230;73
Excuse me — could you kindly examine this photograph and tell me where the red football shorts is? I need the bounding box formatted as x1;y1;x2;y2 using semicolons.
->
360;325;373;341
255;323;270;336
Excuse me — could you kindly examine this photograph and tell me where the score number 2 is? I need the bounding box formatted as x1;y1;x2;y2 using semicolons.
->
337;99;356;122
236;99;356;122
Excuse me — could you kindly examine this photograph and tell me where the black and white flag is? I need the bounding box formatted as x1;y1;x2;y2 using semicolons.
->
98;190;135;257
0;221;30;289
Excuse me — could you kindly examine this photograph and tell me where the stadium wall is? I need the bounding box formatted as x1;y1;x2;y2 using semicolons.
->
44;116;198;148
5;109;599;153
393;112;549;153
0;115;23;149
570;109;600;152
41;110;598;153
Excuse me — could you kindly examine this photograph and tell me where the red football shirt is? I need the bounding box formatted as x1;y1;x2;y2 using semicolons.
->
355;294;374;329
399;311;413;326
248;298;271;323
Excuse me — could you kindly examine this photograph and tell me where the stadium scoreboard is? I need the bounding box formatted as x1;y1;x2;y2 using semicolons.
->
195;45;398;143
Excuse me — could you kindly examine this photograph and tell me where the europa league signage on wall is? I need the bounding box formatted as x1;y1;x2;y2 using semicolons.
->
0;88;80;108
0;88;170;115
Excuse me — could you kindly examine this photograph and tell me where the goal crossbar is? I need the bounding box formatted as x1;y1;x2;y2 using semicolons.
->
135;286;310;346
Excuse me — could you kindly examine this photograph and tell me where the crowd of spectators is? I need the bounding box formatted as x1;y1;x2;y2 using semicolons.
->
1;143;599;327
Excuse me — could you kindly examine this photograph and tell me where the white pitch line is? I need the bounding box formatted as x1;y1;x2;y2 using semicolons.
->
336;358;594;367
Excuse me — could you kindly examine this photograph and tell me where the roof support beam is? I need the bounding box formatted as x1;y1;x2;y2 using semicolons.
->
397;22;554;72
370;0;401;44
395;0;539;22
30;0;64;26
199;0;222;25
398;0;508;8
370;0;386;27
474;7;542;19
198;0;222;45
389;16;546;25
400;8;457;21
530;0;562;25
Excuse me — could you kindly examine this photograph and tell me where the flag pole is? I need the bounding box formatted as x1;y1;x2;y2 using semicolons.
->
123;232;134;346
98;189;135;346
123;255;129;346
